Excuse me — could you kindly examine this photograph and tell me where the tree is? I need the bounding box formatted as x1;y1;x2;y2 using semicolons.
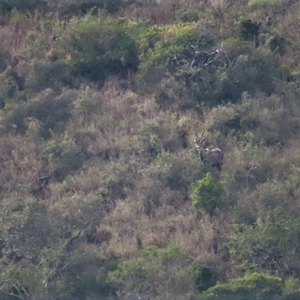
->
203;272;284;300
107;245;199;299
190;173;224;215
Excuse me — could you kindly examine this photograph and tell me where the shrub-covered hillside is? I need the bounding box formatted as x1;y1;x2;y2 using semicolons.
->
1;0;300;299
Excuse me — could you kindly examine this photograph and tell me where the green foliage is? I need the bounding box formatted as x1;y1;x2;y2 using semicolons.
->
248;0;281;6
204;272;284;300
25;60;75;93
0;68;21;108
158;45;287;108
9;7;28;24
269;36;286;55
61;261;118;300
3;88;75;137
239;19;261;41
175;8;200;23
0;263;43;298
0;197;61;260
136;22;199;92
228;215;300;276
42;134;83;178
108;245;199;299
190;173;225;215
192;263;216;292
59;10;138;82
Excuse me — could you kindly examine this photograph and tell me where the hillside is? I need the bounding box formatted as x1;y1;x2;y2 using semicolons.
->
1;0;300;299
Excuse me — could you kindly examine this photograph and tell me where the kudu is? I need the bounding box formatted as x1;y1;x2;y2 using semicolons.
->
194;132;224;171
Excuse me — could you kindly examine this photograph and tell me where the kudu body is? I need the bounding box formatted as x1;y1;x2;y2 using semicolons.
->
194;133;224;171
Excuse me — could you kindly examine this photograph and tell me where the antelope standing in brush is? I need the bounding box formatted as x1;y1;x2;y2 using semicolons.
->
194;132;224;171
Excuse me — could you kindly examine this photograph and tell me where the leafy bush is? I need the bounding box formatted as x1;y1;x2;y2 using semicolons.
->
25;60;76;94
239;19;261;41
2;88;75;137
204;272;284;300
190;173;225;215
0;197;60;260
192;263;216;292
59;259;118;300
136;22;199;92
204;93;300;147
0;67;22;108
157;45;287;108
58;10;138;82
222;48;284;100
175;8;199;23
141;151;202;193
42;134;83;178
108;245;198;299
228;215;300;276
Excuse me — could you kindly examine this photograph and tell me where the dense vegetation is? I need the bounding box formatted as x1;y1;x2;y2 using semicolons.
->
1;0;300;299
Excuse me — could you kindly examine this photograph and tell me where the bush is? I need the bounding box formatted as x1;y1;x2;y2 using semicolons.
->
203;93;300;147
58;10;138;82
136;22;199;92
204;272;284;300
239;19;261;41
190;173;225;215
228;215;300;276
157;45;287;108
3;88;75;138
25;60;76;94
0;67;21;109
192;263;216;292
0;197;60;260
42;134;83;178
108;245;197;299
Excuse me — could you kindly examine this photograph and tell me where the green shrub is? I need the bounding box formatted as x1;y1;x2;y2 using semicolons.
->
190;173;225;215
141;151;202;193
25;60;76;94
108;245;197;299
158;45;287;108
228;215;300;276
0;197;60;260
192;263;216;292
0;68;20;109
136;22;199;92
175;8;199;23
204;272;284;300
99;160;134;200
222;48;284;102
204;93;299;147
2;88;75;137
269;36;286;55
58;10;138;82
42;134;83;178
239;19;261;41
60;260;118;300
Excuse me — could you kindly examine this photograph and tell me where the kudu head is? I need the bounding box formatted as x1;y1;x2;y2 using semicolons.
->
194;131;207;151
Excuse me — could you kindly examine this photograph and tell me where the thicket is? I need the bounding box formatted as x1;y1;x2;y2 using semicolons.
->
1;0;300;299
